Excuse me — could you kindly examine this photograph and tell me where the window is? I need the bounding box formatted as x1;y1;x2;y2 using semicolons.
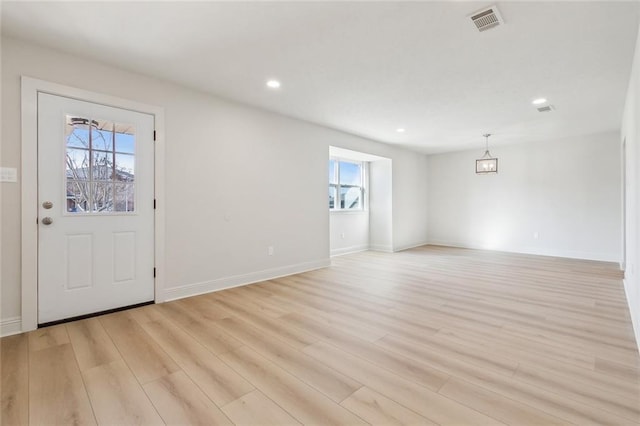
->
329;158;365;210
65;115;136;213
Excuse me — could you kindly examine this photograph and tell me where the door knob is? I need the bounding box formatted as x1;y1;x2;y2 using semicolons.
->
42;201;53;209
41;217;53;225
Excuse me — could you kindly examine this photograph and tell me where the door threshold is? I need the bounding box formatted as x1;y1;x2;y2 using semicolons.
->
38;300;154;328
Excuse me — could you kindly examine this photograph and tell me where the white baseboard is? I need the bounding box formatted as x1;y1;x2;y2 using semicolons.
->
1;316;22;337
427;240;620;263
332;241;430;256
393;241;429;252
162;258;330;302
369;244;393;253
623;278;640;355
370;241;429;253
331;245;369;257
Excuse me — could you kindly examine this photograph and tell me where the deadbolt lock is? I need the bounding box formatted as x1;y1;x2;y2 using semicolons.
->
42;201;53;209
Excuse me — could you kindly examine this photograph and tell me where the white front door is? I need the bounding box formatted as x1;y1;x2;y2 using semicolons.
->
37;93;155;324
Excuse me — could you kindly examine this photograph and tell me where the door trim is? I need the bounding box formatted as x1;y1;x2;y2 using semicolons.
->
21;76;166;332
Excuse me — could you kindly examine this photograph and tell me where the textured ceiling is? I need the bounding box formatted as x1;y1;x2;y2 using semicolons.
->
2;1;639;153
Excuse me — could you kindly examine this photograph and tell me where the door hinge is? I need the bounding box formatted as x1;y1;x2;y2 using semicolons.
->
153;130;156;141
153;199;156;209
153;267;156;278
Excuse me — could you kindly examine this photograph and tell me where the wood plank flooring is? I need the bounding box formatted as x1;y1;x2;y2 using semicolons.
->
2;245;639;425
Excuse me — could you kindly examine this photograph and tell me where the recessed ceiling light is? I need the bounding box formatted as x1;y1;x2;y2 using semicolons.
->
396;128;406;133
532;98;547;105
266;80;281;89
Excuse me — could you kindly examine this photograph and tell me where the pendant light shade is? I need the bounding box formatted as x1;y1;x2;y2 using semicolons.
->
476;133;498;174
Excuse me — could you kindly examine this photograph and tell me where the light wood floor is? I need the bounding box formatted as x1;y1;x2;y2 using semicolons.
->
2;246;640;425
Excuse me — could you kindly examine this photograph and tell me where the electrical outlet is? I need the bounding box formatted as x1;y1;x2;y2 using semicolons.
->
533;232;539;240
340;232;345;239
268;246;274;256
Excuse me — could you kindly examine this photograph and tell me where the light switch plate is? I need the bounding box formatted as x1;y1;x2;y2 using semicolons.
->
0;167;18;183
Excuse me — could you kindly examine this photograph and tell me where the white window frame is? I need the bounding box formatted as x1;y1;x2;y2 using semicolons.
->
329;157;367;212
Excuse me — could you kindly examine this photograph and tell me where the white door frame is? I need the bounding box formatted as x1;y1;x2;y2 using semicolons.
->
21;76;166;332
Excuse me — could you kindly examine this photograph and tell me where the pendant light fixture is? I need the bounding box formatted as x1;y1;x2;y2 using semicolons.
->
476;133;498;174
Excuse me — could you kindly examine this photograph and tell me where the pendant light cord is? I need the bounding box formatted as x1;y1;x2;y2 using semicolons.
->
483;133;492;158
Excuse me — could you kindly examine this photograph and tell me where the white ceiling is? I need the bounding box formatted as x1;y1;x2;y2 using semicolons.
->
2;1;639;153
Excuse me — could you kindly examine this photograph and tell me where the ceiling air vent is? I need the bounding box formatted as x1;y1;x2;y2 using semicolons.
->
470;6;504;32
537;105;555;112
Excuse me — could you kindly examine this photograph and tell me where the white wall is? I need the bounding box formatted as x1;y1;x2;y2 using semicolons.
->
329;213;369;256
427;132;622;262
369;159;393;252
0;36;429;332
622;24;640;353
393;152;429;251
